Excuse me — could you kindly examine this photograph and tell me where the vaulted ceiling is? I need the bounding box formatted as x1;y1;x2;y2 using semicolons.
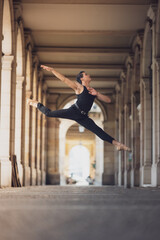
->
20;0;154;96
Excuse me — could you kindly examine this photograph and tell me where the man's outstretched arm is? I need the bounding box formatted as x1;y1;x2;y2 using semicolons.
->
41;65;78;91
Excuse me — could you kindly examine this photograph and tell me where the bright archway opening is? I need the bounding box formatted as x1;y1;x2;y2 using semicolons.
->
68;145;90;185
59;98;105;186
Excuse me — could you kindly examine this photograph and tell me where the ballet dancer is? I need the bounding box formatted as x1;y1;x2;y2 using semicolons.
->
27;65;131;152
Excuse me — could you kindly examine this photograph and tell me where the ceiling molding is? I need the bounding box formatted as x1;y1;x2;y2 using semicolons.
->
41;63;124;70
32;30;136;36
44;76;119;81
21;0;154;5
35;46;130;55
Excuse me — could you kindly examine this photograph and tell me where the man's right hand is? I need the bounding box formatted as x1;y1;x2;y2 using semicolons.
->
41;65;53;72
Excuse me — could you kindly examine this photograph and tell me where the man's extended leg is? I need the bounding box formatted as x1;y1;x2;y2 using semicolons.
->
76;117;114;144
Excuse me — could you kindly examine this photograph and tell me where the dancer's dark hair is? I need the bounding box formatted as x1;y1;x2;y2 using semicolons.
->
76;71;85;84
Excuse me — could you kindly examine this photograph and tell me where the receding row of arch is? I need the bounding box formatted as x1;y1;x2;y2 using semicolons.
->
0;0;48;186
0;0;160;187
115;2;160;187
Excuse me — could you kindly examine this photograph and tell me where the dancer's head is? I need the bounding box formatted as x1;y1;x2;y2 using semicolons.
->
76;71;84;84
76;71;91;85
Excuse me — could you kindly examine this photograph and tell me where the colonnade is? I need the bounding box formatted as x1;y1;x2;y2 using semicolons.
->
0;0;160;188
115;3;160;187
0;0;47;187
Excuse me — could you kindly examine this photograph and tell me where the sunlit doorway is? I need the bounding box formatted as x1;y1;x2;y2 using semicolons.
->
68;145;90;185
59;98;105;186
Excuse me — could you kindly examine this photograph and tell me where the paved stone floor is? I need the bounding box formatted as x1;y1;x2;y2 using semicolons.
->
0;185;160;240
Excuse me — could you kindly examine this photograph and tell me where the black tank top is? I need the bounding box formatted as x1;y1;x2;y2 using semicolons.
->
76;86;96;113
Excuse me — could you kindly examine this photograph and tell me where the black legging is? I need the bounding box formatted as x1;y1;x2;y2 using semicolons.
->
37;103;115;144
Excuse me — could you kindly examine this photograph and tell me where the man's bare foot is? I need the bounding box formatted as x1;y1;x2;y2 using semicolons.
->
26;99;38;108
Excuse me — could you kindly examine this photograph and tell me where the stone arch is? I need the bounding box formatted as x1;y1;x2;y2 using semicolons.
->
125;55;133;104
26;47;32;92
142;21;152;77
58;94;107;185
24;43;33;185
156;1;160;56
32;56;39;99
0;0;14;187
14;21;25;185
2;0;14;55
16;22;25;77
133;43;141;93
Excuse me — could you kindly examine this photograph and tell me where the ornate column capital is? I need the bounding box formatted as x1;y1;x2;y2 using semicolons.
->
124;103;131;113
16;76;24;89
38;69;43;81
141;77;150;88
2;55;14;70
147;4;158;23
125;55;134;70
13;1;23;21
120;71;126;82
26;90;32;99
155;58;160;72
33;54;39;68
42;82;48;92
115;83;121;93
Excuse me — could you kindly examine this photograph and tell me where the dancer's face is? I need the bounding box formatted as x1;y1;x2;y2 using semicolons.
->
81;72;91;83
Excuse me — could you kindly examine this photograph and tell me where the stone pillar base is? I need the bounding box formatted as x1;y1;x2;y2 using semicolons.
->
157;162;160;186
23;166;31;186
94;173;102;186
41;170;46;185
151;164;157;187
102;173;114;185
126;169;131;188
130;169;134;188
134;168;140;187
36;169;42;185
141;165;151;186
17;162;23;186
124;170;127;188
31;167;37;186
114;171;118;185
117;171;121;186
0;160;12;187
47;173;60;185
121;170;124;186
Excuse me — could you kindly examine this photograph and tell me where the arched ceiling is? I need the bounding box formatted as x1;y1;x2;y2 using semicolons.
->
19;0;155;96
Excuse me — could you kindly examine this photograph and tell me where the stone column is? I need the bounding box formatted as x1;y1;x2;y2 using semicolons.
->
31;68;38;186
14;76;24;184
31;105;37;185
41;112;47;185
102;104;115;185
95;119;104;185
131;93;140;187
0;55;14;187
24;90;32;186
47;116;60;185
151;19;159;186
36;80;42;185
118;112;124;186
118;74;126;186
124;104;131;188
115;85;120;186
41;84;47;185
114;119;118;185
141;77;152;185
0;0;2;110
155;59;160;185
